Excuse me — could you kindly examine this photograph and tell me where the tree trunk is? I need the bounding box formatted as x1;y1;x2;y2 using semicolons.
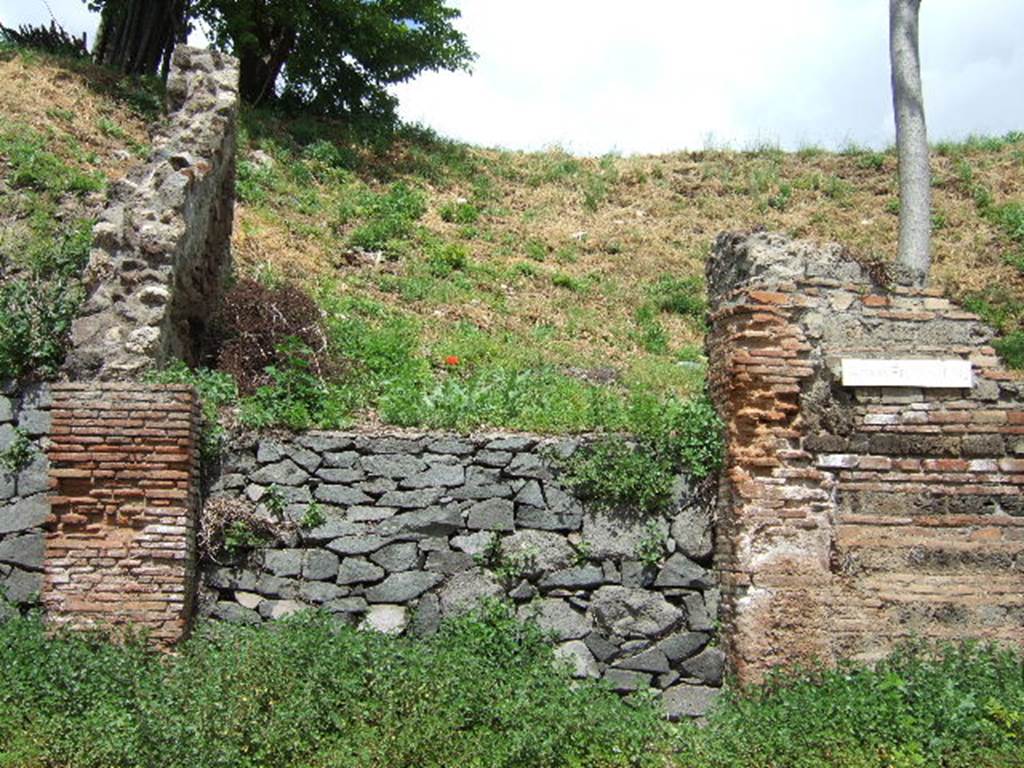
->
94;0;189;78
890;0;931;286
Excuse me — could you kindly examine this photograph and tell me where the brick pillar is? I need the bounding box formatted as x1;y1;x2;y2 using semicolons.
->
44;383;201;644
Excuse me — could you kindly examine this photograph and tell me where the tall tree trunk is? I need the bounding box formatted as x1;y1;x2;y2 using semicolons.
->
237;24;296;105
890;0;931;286
94;0;189;78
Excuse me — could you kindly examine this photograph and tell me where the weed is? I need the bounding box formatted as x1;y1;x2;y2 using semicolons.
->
525;239;548;262
425;241;470;277
299;502;326;529
571;539;592;566
993;331;1024;369
439;200;480;224
0;427;33;473
145;362;238;465
633;304;669;354
635;519;666;568
766;182;792;211
551;272;586;292
648;275;707;322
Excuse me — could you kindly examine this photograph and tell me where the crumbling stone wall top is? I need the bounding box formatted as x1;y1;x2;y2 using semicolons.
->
65;46;239;381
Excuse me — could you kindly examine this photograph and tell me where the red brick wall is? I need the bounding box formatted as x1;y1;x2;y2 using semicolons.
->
44;383;200;644
707;232;1024;684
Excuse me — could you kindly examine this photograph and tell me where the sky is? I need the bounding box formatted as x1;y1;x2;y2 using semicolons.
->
2;0;1022;156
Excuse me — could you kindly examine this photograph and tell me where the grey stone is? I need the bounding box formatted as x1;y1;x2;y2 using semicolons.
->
655;553;714;589
514;480;546;508
602;560;621;583
251;459;307;486
475;450;512;467
1;568;40;603
486;437;535;451
506;453;548;478
17;409;49;436
401;463;465;489
418;536;449;552
210;601;261;625
263;549;303;577
410;593;442;637
360;604;408;634
661;685;721;720
670;505;714;562
337;558;385;585
603;668;652;693
315;485;373;506
287;445;322;472
0;497;49;534
657;630;710;662
361;454;427;478
508;580;537;601
234;591;263;610
15;454;48;496
277;485;313;505
621;560;656;588
683;593;714;631
299;581;346;603
298;433;354;453
584;631;619;662
681;647;725;686
365;571;442;603
256;439;284;463
615;647;670;673
584;511;668;560
325;596;368;615
523;598;590;641
451;531;493;556
302;550;340;580
516;505;582;532
255;574;300;599
439;569;502;616
589;587;683;638
425;550;475;574
500;529;574;576
304;515;364;542
327;535;390;555
371;542;420;572
657;670;681;689
428;438;475;455
0;397;11;422
322;450;360;468
0;534;44;570
450;482;514;500
260;599;306;620
355;437;426;454
539;565;604;590
18;384;49;410
555;640;600;679
377;489;443;509
358;478;396;495
467;498;514;531
376;506;461;537
316;468;365;483
206;566;258;592
0;424;15;453
346;505;396;523
0;473;14;501
245;483;267;503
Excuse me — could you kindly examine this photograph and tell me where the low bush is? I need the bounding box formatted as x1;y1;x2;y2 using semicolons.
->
216;278;332;393
0;604;669;768
677;642;1024;768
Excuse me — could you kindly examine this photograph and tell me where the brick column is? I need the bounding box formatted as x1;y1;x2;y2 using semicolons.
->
44;383;201;644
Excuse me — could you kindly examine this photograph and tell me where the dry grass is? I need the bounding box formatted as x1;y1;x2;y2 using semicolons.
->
233;128;1024;395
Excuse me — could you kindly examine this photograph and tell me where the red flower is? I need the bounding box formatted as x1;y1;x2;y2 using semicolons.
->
444;355;460;366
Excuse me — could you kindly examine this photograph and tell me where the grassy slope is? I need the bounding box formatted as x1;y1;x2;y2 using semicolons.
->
1;48;1022;426
235;112;1024;417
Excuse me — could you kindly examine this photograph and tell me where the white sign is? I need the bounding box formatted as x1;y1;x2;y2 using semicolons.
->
841;359;973;388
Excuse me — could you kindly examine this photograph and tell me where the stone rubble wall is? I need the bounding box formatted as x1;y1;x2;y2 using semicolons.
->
706;231;1024;684
64;46;239;380
202;431;722;719
43;384;201;644
0;383;51;613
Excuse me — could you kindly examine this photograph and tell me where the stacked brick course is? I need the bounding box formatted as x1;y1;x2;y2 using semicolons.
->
707;231;1024;684
44;383;200;644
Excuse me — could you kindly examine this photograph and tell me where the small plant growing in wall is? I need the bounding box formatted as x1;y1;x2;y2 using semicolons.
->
570;539;592;566
475;533;536;584
0;427;34;474
199;496;280;562
299;501;326;529
635;520;666;568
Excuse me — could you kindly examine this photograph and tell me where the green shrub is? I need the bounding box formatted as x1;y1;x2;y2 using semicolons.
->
347;182;427;254
145;362;239;462
0;605;669;768
425;241;470;277
993;331;1024;370
439;200;480;224
677;642;1024;768
648;275;707;322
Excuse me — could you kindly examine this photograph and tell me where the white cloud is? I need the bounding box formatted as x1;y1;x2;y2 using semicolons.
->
3;0;1022;155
